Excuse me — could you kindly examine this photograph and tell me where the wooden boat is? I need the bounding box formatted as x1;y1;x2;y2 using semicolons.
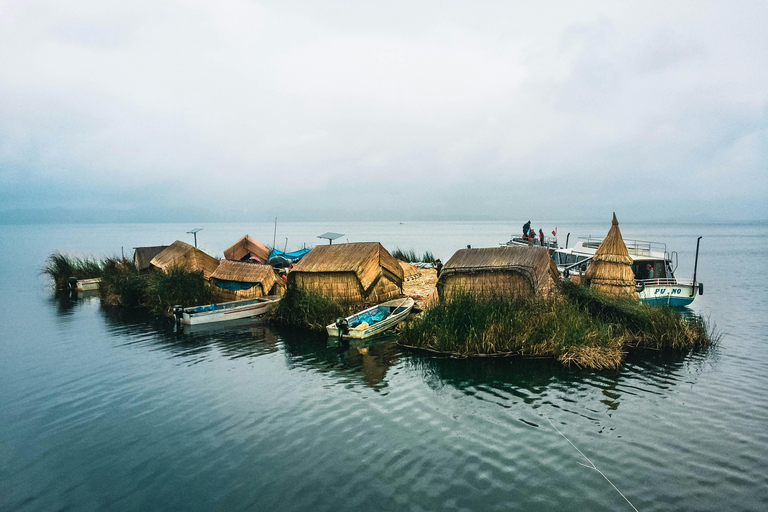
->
326;297;414;339
174;295;282;326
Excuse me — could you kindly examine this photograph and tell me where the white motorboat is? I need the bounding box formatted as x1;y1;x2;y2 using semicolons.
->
174;295;282;326
327;297;415;339
553;237;704;307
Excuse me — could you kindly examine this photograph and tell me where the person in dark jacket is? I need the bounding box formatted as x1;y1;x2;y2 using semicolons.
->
539;229;544;246
522;220;531;239
435;259;443;278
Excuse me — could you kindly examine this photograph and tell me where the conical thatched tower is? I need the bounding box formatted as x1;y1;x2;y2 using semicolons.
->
584;213;638;299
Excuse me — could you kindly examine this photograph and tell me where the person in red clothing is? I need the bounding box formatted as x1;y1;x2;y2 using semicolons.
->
539;229;544;246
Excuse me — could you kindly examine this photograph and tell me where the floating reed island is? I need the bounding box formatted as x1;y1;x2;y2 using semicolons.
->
44;216;717;369
398;214;717;369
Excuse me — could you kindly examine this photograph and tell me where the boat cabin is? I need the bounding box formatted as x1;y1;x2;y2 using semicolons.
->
630;260;670;280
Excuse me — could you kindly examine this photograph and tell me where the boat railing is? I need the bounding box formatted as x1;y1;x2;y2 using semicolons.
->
506;236;559;249
636;277;693;287
580;237;666;257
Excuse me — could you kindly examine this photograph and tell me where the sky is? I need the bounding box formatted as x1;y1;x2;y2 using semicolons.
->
0;0;766;223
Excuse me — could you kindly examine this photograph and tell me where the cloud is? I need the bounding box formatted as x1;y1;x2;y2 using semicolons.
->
0;0;766;222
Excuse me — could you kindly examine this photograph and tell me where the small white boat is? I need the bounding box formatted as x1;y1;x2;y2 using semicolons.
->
69;277;101;292
553;237;704;307
327;297;415;339
174;295;282;326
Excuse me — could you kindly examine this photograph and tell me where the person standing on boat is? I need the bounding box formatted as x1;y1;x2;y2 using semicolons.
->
539;229;544;247
522;220;531;240
528;228;536;243
646;263;654;279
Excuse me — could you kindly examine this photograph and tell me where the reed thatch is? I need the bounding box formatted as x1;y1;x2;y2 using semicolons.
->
437;246;560;300
584;213;638;299
224;235;270;263
149;241;220;279
133;246;169;271
288;242;404;304
399;260;422;281
209;260;285;301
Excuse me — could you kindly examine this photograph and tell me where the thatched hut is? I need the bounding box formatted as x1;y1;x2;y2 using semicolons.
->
133;245;169;271
398;260;422;281
149;240;220;279
584;213;638;299
288;242;404;304
210;260;285;301
224;235;270;263
437;246;560;300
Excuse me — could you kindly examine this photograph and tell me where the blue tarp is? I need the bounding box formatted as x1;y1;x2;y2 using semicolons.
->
192;303;220;313
349;306;389;327
212;278;258;291
268;248;311;262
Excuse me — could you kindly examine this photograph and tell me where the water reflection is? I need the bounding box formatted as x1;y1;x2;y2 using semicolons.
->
402;346;702;416
99;305;280;360
279;329;400;390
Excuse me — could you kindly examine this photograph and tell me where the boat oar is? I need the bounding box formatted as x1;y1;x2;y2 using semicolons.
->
385;298;410;319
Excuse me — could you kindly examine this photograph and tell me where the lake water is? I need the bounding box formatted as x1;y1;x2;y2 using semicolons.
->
1;220;767;511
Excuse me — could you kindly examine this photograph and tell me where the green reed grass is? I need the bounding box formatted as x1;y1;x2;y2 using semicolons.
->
99;260;213;315
99;258;148;307
43;252;106;289
392;247;436;263
145;266;213;316
270;286;347;331
399;284;716;369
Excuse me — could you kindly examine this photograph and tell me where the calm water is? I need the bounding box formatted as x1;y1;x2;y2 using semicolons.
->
1;221;767;511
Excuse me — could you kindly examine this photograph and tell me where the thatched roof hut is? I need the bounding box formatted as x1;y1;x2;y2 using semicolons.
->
288;242;404;304
398;260;422;281
210;260;285;301
149;240;220;279
224;235;270;263
584;213;638;299
133;245;169;271
437;246;560;300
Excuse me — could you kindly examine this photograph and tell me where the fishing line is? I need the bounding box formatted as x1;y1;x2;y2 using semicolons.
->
545;416;639;512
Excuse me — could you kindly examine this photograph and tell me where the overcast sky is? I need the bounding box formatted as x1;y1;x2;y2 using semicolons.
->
1;0;766;223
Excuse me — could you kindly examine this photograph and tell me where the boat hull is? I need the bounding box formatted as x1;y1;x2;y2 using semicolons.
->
181;296;281;325
76;278;101;292
637;282;697;307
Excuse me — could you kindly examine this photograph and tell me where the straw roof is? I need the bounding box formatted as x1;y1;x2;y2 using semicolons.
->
584;213;638;298
590;213;633;265
133;245;168;271
224;235;270;263
439;246;560;296
149;240;220;279
398;260;422;281
291;242;404;291
211;260;278;286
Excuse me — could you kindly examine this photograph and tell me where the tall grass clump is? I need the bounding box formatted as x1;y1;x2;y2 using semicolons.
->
43;252;105;289
399;291;625;369
392;248;418;263
557;280;715;350
270;286;347;331
99;258;148;307
100;261;213;315
145;266;213;316
392;247;436;263
400;285;717;370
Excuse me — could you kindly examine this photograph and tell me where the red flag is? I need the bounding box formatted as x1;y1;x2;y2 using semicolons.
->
552;227;557;236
